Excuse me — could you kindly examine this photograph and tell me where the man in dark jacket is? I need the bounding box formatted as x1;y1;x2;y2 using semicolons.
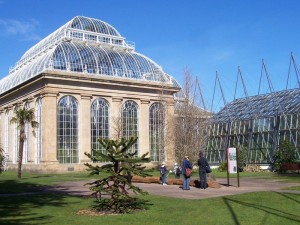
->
197;151;209;189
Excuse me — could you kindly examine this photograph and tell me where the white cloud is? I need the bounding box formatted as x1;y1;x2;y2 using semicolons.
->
0;18;41;41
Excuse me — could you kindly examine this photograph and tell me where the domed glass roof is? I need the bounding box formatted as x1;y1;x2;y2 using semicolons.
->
69;16;121;37
0;16;180;94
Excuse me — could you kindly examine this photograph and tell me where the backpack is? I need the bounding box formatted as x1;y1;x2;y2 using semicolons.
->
175;167;181;175
160;166;166;175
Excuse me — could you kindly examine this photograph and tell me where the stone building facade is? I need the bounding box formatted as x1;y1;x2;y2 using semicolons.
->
0;16;180;172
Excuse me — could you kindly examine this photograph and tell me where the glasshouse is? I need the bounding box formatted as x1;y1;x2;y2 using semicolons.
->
0;16;180;172
206;88;300;165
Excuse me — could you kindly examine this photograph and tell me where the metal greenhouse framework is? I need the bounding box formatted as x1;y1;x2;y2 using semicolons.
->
207;57;300;165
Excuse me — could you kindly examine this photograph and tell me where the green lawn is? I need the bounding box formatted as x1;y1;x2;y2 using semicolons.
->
0;191;299;225
1;171;300;225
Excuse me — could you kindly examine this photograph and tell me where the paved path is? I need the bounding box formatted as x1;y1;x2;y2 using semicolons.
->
45;177;300;199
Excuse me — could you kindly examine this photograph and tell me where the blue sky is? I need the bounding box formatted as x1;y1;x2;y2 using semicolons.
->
1;0;300;111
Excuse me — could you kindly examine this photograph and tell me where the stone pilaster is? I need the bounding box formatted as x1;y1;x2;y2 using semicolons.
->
111;97;123;139
165;100;176;163
79;94;92;162
139;99;150;156
40;91;58;164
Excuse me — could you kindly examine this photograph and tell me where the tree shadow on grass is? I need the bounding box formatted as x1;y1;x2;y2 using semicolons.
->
0;192;74;225
274;191;300;204
0;179;82;225
0;180;47;194
222;193;300;225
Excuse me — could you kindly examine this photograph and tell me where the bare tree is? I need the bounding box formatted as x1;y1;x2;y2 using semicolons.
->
174;69;210;165
111;110;123;140
150;80;177;164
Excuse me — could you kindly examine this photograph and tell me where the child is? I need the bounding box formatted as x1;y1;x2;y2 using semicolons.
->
173;162;181;179
160;162;168;185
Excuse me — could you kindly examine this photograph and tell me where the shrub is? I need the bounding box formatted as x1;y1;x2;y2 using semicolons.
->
272;139;297;172
218;161;227;172
0;148;4;174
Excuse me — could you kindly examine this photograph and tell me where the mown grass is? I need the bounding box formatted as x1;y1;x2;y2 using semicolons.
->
282;186;300;191
0;191;299;225
0;171;300;225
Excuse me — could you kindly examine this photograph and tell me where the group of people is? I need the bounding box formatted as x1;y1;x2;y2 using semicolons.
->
160;151;210;190
159;162;181;185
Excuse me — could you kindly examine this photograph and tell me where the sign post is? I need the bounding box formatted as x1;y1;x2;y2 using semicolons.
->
227;147;240;187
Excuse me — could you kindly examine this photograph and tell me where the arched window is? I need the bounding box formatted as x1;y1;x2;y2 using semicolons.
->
23;102;30;164
91;98;110;156
35;98;42;164
149;103;165;161
122;100;139;154
5;110;9;159
57;95;79;164
13;106;19;164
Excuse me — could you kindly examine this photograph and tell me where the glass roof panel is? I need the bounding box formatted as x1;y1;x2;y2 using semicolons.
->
0;17;180;95
213;89;300;123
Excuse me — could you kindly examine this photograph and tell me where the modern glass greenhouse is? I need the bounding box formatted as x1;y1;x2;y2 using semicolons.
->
206;88;300;164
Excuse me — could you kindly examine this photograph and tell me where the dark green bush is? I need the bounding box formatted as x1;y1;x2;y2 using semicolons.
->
0;148;4;174
272;139;297;172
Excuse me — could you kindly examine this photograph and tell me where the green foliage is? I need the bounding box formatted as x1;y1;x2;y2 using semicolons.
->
0;147;4;174
10;107;39;178
273;139;297;172
84;137;151;213
237;145;247;171
217;161;227;172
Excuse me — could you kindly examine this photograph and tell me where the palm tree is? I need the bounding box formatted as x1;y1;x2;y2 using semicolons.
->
10;108;39;178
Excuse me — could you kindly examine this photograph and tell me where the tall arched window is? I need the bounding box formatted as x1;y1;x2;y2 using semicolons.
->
35;98;42;164
13;106;19;164
57;95;79;164
149;103;165;161
91;98;110;156
5;110;9;159
122;100;139;154
23;102;30;164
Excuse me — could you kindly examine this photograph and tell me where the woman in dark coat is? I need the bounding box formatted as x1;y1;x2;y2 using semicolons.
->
197;151;209;189
182;155;193;190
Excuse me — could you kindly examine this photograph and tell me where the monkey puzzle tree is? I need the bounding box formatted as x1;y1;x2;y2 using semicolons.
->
84;137;151;213
10;108;39;178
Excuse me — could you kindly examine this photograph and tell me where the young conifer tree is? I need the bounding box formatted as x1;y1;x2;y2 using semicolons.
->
84;137;151;213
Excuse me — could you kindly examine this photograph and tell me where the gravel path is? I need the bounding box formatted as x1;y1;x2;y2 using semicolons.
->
42;177;300;199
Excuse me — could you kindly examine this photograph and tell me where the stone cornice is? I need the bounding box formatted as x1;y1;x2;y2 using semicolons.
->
141;99;150;104
24;96;34;103
80;94;92;100
40;90;58;98
42;71;181;93
112;97;123;102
